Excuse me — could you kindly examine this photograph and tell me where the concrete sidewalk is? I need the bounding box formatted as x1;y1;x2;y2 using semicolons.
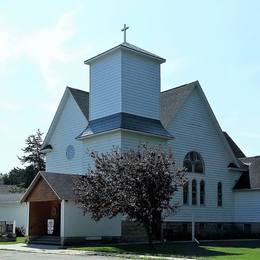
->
0;243;95;255
0;243;193;259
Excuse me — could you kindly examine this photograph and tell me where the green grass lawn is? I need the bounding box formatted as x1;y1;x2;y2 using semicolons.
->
0;236;26;244
72;240;260;259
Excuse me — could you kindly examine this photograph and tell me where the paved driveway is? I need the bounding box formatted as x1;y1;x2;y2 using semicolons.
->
0;250;122;260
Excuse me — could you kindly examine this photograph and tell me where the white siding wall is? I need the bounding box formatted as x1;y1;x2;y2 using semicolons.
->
46;94;88;174
81;131;122;174
121;51;161;120
165;89;240;222
0;202;28;230
90;50;122;120
121;131;167;152
63;201;121;237
234;190;260;222
89;49;161;121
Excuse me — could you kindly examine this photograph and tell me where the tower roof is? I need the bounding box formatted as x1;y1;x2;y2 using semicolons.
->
84;42;166;65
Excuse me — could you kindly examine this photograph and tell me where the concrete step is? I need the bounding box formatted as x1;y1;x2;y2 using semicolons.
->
29;236;61;245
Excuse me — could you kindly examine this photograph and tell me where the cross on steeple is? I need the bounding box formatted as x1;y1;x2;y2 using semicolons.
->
121;24;129;43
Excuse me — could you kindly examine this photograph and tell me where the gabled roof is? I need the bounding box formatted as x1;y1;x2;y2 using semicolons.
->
78;112;173;140
68;87;89;119
223;132;246;158
84;42;166;65
0;185;25;203
239;156;260;165
42;87;89;149
21;172;81;202
160;81;197;127
44;81;245;169
233;172;250;190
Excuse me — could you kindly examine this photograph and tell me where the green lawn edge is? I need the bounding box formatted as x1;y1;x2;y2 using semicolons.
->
71;240;260;260
0;237;26;245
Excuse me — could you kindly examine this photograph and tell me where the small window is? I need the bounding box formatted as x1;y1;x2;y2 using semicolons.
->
183;151;204;173
217;182;223;207
200;180;205;205
192;179;197;205
183;182;189;205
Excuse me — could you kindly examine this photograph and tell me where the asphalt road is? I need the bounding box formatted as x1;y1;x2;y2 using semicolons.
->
0;250;122;260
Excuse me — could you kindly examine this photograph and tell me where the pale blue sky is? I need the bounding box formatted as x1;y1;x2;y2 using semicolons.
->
0;0;259;173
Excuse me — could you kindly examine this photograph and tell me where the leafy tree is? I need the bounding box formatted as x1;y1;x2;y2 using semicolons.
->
3;129;45;188
18;129;45;172
74;144;186;248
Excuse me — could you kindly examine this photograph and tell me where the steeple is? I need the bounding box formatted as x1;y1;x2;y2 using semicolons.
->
85;29;166;122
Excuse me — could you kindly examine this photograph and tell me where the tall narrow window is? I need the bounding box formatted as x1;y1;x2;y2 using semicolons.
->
217;182;222;207
192;179;197;205
183;182;189;205
200;180;205;205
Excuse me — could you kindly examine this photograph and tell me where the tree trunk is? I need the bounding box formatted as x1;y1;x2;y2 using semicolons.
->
144;224;154;250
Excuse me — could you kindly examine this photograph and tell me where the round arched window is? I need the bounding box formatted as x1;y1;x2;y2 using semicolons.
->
183;151;204;173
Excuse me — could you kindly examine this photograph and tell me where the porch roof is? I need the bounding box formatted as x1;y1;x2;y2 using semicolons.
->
21;172;81;203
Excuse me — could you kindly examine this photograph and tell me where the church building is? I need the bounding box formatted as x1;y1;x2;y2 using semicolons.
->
21;29;260;245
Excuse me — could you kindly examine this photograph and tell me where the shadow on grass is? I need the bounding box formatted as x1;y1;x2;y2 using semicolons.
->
200;240;260;249
74;242;242;258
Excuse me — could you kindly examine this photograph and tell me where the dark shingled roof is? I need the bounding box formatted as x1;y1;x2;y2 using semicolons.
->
68;87;89;119
239;156;260;165
68;81;197;128
233;172;250;190
223;132;246;158
21;172;81;202
160;81;197;127
41;172;80;200
78;112;173;139
0;185;25;202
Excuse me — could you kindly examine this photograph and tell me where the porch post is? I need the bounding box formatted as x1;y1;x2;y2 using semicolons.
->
26;202;30;237
60;200;65;244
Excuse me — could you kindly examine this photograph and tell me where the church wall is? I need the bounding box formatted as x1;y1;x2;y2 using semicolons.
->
121;131;167;152
89;50;122;120
121;51;161;120
63;201;121;238
45;94;87;174
80;131;122;174
165;88;240;223
0;202;28;231
234;190;260;222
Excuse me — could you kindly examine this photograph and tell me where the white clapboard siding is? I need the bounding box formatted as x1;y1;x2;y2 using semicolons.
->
0;203;28;230
89;49;161;121
121;51;161;120
165;88;240;222
234;190;260;222
89;50;122;120
121;131;167;152
46;93;88;174
63;201;121;237
80;131;122;174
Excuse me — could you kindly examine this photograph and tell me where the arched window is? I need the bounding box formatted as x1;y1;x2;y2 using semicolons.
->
217;182;222;207
192;179;197;205
183;182;189;205
200;180;205;205
183;151;204;173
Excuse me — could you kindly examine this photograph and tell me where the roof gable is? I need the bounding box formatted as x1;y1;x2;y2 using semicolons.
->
68;87;89;119
21;172;80;203
84;42;166;65
160;81;197;127
42;87;89;148
223;132;246;158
